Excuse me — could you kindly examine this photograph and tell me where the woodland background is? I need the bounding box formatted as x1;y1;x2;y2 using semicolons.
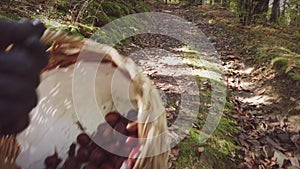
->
0;0;299;168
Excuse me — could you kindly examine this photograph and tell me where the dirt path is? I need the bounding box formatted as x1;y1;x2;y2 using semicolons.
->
119;3;300;169
163;3;300;169
223;47;300;168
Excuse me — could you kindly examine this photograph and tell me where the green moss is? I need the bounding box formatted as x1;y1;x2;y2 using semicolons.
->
225;101;234;110
288;72;300;81
53;0;70;14
172;115;240;169
133;0;150;12
0;9;22;20
102;1;124;18
172;131;206;169
294;32;300;39
115;37;132;49
201;115;239;166
172;65;239;168
118;0;135;14
253;44;300;81
271;56;289;70
47;22;97;38
101;1;141;18
95;12;113;26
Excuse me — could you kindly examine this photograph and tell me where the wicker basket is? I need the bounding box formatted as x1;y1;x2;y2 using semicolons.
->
0;29;169;169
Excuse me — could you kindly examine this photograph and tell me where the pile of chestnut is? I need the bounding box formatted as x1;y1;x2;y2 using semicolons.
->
44;110;141;169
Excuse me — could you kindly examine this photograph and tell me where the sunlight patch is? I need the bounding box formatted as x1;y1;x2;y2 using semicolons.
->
238;95;273;105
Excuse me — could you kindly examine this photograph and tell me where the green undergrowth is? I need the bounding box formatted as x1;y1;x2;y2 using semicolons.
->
254;44;300;81
204;13;300;81
0;0;150;48
0;0;149;41
171;56;240;168
172;101;240;169
237;26;300;81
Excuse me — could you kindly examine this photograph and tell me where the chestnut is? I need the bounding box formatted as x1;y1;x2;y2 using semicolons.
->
99;162;114;169
76;147;90;162
83;162;98;169
93;123;113;144
111;155;126;169
44;151;61;168
77;133;91;147
62;157;80;169
114;120;127;136
105;111;121;127
89;148;105;165
106;142;120;154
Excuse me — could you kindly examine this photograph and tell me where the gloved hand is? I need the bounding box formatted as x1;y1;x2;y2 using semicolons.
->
0;18;49;136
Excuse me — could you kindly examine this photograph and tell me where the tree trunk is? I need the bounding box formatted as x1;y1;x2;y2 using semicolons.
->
238;0;245;24
194;0;203;5
270;0;280;22
290;1;300;26
244;0;251;25
221;0;227;7
282;0;287;17
252;0;270;23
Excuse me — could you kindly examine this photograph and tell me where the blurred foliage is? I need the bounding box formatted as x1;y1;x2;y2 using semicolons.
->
164;0;300;27
0;0;149;37
255;46;300;81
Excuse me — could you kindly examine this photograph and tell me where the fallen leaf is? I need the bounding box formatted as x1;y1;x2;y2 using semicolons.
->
277;133;290;143
247;139;261;146
198;147;205;153
171;146;180;157
262;145;274;158
289;157;300;168
273;150;288;168
291;134;300;146
266;136;287;151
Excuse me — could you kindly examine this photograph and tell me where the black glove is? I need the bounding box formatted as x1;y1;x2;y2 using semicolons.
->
0;18;48;136
0;18;45;51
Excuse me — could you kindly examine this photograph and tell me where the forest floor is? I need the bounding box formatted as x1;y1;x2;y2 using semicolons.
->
152;3;300;169
1;1;300;169
117;3;300;169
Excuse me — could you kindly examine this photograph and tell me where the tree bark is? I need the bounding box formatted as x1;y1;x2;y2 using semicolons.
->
244;0;251;25
252;0;270;23
282;0;287;17
270;0;280;22
221;0;227;7
290;1;300;26
194;0;203;5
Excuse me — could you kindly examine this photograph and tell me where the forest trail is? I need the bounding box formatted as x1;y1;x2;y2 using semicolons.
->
159;3;300;169
0;1;299;168
119;3;300;169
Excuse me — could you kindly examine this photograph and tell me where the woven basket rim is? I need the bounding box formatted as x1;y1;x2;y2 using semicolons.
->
1;29;169;169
